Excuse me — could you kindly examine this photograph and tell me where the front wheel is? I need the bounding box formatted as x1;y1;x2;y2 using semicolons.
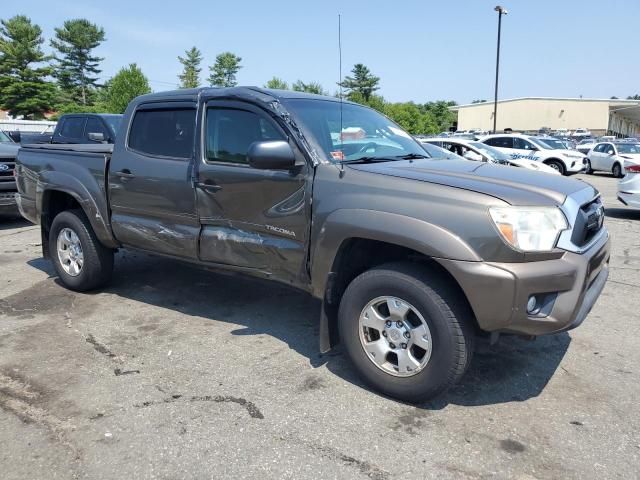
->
50;209;114;291
338;262;475;403
584;159;594;174
545;159;566;176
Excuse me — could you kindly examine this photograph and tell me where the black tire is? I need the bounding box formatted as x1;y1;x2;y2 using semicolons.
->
584;159;594;175
338;262;475;403
545;159;566;176
49;209;113;291
612;162;623;178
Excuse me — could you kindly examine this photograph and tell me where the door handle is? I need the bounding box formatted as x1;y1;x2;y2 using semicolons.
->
115;169;135;180
196;181;222;193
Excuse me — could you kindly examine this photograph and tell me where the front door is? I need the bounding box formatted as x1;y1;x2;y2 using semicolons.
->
108;102;200;259
195;100;311;283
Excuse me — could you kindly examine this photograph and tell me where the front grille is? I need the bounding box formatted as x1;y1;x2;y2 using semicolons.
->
571;197;604;247
0;160;15;182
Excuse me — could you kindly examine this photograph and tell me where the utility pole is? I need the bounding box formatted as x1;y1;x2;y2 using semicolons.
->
493;6;508;134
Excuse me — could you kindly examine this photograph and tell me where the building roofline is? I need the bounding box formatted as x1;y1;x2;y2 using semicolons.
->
450;97;640;110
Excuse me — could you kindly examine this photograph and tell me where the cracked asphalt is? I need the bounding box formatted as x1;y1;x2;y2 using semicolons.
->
1;173;639;479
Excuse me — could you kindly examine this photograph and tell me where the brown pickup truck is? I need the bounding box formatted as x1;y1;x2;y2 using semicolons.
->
15;87;610;402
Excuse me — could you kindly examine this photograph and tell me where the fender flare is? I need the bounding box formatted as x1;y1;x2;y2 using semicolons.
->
310;208;480;298
38;170;118;249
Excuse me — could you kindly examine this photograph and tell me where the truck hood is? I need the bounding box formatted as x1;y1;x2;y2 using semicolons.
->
0;143;20;159
348;159;593;206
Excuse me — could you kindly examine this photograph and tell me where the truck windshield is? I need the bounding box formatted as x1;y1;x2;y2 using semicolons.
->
283;99;429;163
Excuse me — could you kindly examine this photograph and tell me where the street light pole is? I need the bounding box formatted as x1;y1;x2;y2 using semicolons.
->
493;6;508;134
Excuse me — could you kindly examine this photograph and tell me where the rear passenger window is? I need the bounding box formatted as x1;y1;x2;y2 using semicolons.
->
128;108;196;159
85;118;107;141
485;137;513;148
206;108;285;165
59;117;86;139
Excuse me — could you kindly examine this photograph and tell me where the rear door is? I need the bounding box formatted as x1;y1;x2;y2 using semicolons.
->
195;100;311;283
483;136;514;156
108;102;200;259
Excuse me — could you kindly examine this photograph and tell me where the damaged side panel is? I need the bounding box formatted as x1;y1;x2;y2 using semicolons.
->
199;225;305;280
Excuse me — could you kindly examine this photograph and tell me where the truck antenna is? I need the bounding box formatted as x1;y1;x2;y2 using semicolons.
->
338;13;345;177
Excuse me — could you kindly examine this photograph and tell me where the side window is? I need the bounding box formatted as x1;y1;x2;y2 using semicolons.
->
59;117;86;139
513;137;535;150
485;137;513;148
594;144;604;153
128;108;196;159
606;144;616;155
206;108;286;165
84;118;107;141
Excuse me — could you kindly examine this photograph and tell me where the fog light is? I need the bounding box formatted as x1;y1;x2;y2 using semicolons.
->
527;296;538;314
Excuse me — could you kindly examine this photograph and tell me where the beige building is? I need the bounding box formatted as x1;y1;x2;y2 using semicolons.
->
451;97;640;137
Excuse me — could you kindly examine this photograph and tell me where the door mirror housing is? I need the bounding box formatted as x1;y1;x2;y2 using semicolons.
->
248;140;296;170
88;132;105;142
463;150;484;162
608;150;615;155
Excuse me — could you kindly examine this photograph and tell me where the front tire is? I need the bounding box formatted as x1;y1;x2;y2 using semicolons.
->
50;209;114;291
338;262;475;403
584;159;594;174
545;159;566;176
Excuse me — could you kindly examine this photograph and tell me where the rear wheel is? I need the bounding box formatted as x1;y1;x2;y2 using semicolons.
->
50;209;113;291
584;159;594;174
612;162;623;178
545;159;566;176
338;262;475;402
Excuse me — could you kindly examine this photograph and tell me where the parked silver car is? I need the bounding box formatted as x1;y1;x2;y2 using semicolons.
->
586;142;640;178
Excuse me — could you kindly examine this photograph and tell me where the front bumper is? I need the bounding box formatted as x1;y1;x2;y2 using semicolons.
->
437;229;610;336
0;191;19;215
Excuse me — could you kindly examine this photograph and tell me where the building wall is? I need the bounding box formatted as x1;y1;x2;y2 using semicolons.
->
456;99;611;132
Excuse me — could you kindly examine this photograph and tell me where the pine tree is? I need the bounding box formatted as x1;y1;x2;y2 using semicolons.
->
178;46;202;88
51;19;105;105
208;52;242;87
0;15;55;119
264;77;288;90
339;64;380;102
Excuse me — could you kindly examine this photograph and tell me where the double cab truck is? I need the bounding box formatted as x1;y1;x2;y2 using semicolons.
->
15;87;610;402
50;113;123;144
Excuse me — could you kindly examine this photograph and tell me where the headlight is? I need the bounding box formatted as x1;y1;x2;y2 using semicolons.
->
489;206;568;251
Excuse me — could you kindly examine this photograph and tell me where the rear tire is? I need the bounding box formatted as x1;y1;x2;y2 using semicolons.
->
545;159;566;176
612;162;623;178
49;209;113;291
338;262;475;403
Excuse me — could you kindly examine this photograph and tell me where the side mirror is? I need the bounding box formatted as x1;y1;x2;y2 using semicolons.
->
608;150;615;155
88;132;105;142
248;140;296;170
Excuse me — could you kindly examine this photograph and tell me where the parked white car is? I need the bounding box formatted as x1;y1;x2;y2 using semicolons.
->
576;138;599;155
479;134;585;175
618;161;640;208
586;142;640;178
419;138;560;174
572;128;591;138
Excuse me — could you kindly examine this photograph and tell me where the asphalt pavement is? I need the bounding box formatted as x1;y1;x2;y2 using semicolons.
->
0;173;638;479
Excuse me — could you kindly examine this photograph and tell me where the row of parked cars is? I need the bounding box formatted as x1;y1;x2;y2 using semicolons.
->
419;133;640;209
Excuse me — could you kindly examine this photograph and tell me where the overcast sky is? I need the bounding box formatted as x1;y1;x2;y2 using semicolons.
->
5;0;640;103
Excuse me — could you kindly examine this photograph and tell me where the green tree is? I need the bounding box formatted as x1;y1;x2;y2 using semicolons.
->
178;46;202;88
339;63;380;102
627;94;640;100
423;100;457;133
292;80;326;95
0;15;55;119
101;63;151;113
264;76;288;89
208;52;242;87
50;18;105;105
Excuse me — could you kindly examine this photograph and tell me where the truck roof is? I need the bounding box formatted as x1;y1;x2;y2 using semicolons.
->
133;86;346;104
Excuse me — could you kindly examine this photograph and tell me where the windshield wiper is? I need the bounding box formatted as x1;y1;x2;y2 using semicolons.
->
395;153;430;160
340;156;399;164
